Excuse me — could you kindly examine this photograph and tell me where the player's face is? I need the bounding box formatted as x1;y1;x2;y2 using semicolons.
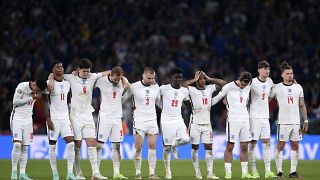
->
53;63;64;76
281;69;294;82
171;73;183;86
258;67;270;78
239;81;249;89
31;82;41;93
111;74;122;85
79;68;90;78
197;74;206;87
142;72;155;86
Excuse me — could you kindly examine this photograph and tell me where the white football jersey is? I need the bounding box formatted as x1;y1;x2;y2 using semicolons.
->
160;84;189;120
95;76;124;118
212;81;250;122
48;80;70;120
188;85;216;124
64;73;102;114
271;83;304;124
127;81;160;122
11;82;36;123
249;77;274;118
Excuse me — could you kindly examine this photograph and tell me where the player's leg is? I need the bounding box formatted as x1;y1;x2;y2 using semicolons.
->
248;118;260;177
84;124;107;179
275;124;289;178
133;130;144;179
224;121;239;179
172;120;190;160
47;120;61;180
19;124;33;180
96;118;111;170
61;122;76;180
260;120;276;178
288;125;303;178
110;120;128;179
189;123;202;179
239;121;254;178
70;115;85;179
202;124;219;179
161;121;176;180
11;122;22;179
146;121;160;179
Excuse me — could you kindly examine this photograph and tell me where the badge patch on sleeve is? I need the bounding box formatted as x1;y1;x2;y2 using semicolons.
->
17;89;22;94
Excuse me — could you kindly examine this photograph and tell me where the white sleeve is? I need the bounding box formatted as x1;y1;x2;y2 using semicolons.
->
183;89;190;101
211;85;228;106
95;78;102;89
12;84;33;107
63;74;73;82
269;84;276;98
299;85;304;98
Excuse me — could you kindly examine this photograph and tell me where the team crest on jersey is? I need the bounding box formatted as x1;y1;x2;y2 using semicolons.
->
201;90;205;96
164;138;169;144
174;91;178;97
99;134;103;139
280;134;284;139
145;89;150;95
262;85;266;90
50;132;55;137
14;133;18;138
60;84;64;90
288;89;292;93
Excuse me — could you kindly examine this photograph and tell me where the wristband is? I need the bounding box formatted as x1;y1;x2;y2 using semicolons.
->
304;120;309;123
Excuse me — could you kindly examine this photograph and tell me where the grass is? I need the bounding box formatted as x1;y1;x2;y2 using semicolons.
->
1;159;320;179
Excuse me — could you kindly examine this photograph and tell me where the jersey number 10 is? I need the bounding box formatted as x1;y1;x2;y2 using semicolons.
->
202;98;208;105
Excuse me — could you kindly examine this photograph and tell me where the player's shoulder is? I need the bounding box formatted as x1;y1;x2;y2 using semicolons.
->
16;82;28;89
293;83;303;90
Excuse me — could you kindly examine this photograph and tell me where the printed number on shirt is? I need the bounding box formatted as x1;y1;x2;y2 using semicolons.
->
83;86;87;94
146;97;150;105
113;91;116;99
262;93;266;100
240;96;243;103
60;93;65;101
202;97;208;105
288;96;294;104
171;99;178;107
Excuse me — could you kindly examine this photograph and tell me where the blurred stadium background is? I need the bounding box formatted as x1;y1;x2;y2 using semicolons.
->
1;0;320;174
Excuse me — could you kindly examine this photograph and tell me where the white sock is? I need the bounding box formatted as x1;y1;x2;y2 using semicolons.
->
97;142;103;170
163;146;171;173
191;149;200;174
275;149;283;173
224;162;232;174
290;150;299;173
241;162;248;175
248;143;257;174
75;146;82;175
20;145;28;174
11;142;21;172
134;149;142;175
66;142;75;174
262;143;271;174
88;147;99;175
49;145;58;174
112;143;121;175
148;149;156;175
205;150;213;175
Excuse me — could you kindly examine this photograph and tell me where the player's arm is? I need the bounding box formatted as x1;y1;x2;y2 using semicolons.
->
211;86;228;106
155;92;162;109
269;85;276;102
13;85;35;107
121;84;133;103
202;71;227;87
99;70;112;77
299;97;309;132
42;93;54;130
121;76;130;92
47;73;55;91
181;71;201;87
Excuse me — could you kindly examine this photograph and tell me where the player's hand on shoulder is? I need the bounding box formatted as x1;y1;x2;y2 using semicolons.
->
71;68;79;76
32;93;40;99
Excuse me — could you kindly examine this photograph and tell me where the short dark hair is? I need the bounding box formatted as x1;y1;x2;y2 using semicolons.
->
170;68;183;75
239;71;252;83
111;66;123;76
50;61;63;70
35;79;47;91
280;61;292;72
143;67;155;74
79;58;92;69
257;60;270;69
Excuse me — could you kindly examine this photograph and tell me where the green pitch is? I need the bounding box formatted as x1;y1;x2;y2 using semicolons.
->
1;160;319;179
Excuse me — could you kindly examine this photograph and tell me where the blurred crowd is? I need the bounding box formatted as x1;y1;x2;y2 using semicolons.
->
1;0;320;135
